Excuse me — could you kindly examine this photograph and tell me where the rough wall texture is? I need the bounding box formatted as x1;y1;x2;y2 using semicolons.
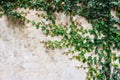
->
1;9;119;80
0;11;89;80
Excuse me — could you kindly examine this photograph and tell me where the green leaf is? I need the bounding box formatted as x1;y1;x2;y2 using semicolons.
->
41;26;46;31
55;0;60;3
46;30;49;35
36;24;39;29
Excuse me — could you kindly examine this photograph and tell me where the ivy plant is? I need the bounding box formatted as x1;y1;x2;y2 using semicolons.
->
0;0;120;80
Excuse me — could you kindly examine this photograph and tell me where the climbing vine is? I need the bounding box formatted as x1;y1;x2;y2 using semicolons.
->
0;0;120;80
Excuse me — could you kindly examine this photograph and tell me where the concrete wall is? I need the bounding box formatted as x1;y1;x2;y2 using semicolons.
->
0;9;119;80
0;10;88;80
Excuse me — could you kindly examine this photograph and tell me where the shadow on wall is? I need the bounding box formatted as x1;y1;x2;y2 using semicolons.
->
6;16;25;28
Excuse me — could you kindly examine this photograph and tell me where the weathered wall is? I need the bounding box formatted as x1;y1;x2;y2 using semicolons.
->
0;10;88;80
1;9;119;80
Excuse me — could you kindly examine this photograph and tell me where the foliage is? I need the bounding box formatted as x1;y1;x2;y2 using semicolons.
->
0;0;120;80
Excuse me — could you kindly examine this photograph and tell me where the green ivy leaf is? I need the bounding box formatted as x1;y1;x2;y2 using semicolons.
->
55;0;60;2
41;26;46;31
46;30;49;35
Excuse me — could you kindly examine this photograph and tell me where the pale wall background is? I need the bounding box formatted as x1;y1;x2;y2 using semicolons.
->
0;9;119;80
0;10;88;80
